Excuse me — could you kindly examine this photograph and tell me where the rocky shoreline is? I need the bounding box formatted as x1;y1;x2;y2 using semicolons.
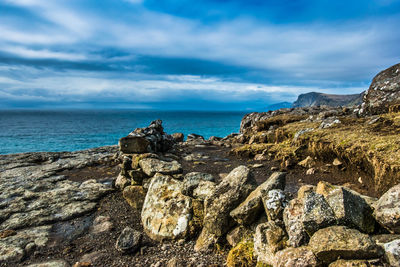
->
1;63;400;267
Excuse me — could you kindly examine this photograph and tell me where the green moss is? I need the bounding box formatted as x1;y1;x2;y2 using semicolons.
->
226;240;256;267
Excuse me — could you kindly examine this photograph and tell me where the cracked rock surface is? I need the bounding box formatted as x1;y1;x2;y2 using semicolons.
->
0;146;117;263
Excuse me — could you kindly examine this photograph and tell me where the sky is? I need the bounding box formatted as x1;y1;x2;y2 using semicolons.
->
1;0;400;110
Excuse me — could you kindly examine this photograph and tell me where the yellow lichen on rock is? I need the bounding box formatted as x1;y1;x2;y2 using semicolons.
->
226;240;257;267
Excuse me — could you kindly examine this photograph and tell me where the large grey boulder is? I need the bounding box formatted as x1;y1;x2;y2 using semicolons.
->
302;192;336;236
230;172;286;225
253;221;287;266
141;174;192;241
316;182;375;233
274;247;320;267
194;166;257;252
309;226;383;264
139;158;182;177
374;183;400;233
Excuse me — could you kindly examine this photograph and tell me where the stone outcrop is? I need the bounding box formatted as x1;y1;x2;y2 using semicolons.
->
309;226;383;264
195;166;257;251
374;183;400;233
0;146;117;263
141;173;192;241
361;63;400;115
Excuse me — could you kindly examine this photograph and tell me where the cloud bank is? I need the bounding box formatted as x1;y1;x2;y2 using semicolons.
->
1;0;399;109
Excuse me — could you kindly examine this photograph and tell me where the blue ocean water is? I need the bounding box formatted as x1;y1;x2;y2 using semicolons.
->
0;110;247;154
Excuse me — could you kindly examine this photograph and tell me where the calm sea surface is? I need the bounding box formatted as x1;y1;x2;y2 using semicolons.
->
0;110;247;154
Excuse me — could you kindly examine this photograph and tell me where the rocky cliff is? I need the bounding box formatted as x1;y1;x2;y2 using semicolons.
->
361;63;400;115
292;92;363;108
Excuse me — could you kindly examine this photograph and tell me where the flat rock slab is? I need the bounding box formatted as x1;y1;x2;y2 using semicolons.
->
141;173;192;241
0;147;117;263
309;226;383;264
139;158;182;177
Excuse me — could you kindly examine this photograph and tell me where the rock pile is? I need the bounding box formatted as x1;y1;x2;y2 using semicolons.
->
115;120;400;266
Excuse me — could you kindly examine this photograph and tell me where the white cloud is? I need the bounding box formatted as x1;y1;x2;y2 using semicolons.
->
1;46;87;61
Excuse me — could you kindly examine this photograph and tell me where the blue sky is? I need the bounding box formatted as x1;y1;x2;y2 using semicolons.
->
1;0;400;110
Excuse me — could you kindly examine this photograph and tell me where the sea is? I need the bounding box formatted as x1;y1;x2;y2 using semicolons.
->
0;110;247;154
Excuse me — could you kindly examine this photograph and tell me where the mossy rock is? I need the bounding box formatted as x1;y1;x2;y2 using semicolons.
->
226;240;257;267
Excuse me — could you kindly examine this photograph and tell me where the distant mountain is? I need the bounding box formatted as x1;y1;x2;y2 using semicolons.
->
292;92;364;108
266;102;292;111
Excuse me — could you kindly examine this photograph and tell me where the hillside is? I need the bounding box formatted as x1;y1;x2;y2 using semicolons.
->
292;92;363;108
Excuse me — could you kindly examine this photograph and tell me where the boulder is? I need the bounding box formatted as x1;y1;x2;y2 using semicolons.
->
361;63;400;115
119;136;151;154
283;198;309;247
374;183;400;233
123;185;146;209
230;172;286;225
192;181;216;201
226;240;256;267
262;189;289;222
128;169;147;184
171;133;184;142
181;172;215;196
316;182;375;233
115;227;142;253
194;166;257;251
254;221;287;265
302;191;336;236
274;247;320;267
139;158;182;177
383;239;400;267
309;226;383;264
226;225;253;247
141;174;192;241
115;173;130;190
